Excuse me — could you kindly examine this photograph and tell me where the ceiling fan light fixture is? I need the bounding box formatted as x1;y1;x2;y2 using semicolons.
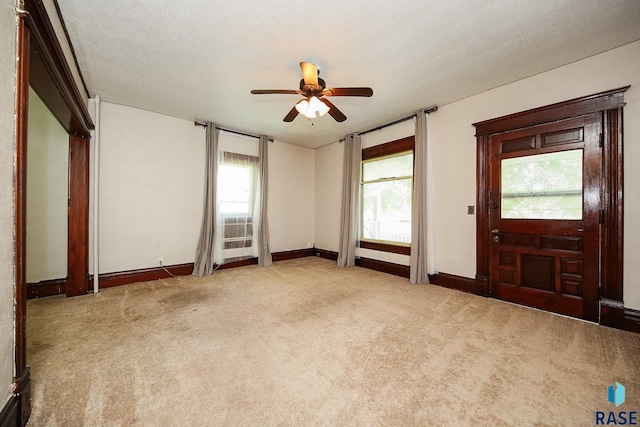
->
251;61;372;122
312;96;330;117
295;99;309;116
295;96;329;119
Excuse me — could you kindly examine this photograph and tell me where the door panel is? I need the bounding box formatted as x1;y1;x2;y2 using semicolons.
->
489;114;601;321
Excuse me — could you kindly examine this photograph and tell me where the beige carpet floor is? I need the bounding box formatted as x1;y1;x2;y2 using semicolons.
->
27;257;640;426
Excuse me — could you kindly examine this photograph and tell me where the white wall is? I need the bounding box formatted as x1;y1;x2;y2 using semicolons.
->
315;141;343;251
98;103;316;272
429;40;640;310
268;140;315;252
98;102;205;273
361;119;414;149
0;0;16;403
313;41;640;310
26;87;69;282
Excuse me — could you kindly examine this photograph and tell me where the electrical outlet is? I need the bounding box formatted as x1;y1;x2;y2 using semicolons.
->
157;257;164;266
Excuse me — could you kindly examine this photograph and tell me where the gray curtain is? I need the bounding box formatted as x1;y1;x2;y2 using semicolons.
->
257;135;272;266
193;123;220;276
337;133;361;267
410;110;430;284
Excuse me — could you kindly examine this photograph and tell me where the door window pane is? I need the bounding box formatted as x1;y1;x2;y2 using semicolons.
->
501;149;582;219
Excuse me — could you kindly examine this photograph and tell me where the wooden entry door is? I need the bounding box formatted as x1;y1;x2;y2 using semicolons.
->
488;114;601;321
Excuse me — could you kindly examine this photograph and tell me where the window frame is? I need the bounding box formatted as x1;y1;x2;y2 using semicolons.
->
359;136;415;255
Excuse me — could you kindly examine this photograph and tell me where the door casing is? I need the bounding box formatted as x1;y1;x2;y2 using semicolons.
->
487;114;601;321
14;2;94;424
473;87;628;324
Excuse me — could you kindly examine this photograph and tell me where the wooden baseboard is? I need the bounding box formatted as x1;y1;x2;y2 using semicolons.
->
98;249;316;288
312;250;411;279
272;248;315;261
0;366;31;427
600;299;624;329
27;278;67;299
15;367;30;427
214;259;256;270
315;248;338;261
312;249;411;278
0;367;32;427
355;257;410;278
349;260;486;295
624;308;640;333
429;272;486;296
28;265;197;298
96;263;195;289
0;395;17;427
27;249;320;298
600;299;640;333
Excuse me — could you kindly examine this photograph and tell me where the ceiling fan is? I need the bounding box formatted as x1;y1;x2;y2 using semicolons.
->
250;62;373;122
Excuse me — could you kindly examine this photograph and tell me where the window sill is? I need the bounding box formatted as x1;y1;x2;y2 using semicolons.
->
359;240;411;255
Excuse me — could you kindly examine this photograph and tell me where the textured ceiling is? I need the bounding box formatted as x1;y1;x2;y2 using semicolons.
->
56;0;640;148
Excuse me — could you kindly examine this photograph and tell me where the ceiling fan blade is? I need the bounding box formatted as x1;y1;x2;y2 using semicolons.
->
321;98;347;122
300;62;318;86
251;89;300;95
283;105;299;122
323;87;373;97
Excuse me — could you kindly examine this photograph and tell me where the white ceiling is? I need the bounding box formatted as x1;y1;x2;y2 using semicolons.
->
56;0;640;149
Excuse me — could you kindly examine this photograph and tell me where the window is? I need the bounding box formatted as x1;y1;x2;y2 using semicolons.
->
360;136;414;252
501;149;582;220
218;152;258;252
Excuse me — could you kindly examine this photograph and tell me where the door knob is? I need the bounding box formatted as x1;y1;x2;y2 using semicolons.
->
491;229;500;234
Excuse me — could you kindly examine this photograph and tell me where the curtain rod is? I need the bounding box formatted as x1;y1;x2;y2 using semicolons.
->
195;105;437;142
357;106;438;136
194;121;273;141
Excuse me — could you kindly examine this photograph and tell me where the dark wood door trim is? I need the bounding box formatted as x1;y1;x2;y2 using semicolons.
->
601;108;624;303
23;0;93;134
474;87;628;326
473;87;629;137
475;134;490;295
23;1;93;298
67;134;90;296
15;10;30;389
14;4;94;424
15;12;33;427
599;106;626;328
